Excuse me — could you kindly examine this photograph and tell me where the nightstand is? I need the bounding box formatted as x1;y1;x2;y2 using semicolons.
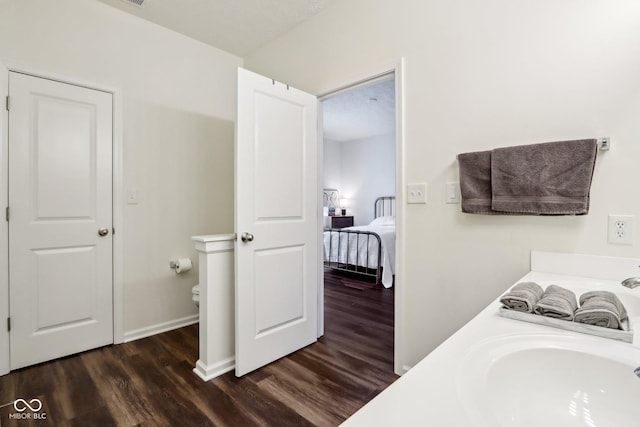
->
330;215;354;229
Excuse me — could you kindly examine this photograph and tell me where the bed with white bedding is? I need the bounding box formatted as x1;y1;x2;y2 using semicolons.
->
323;196;395;288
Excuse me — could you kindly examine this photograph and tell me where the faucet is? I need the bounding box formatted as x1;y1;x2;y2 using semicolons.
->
621;277;640;289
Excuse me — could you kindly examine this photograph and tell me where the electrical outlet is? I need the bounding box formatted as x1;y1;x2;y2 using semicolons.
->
608;215;633;245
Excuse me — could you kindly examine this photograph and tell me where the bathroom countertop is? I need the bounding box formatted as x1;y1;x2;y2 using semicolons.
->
341;251;640;426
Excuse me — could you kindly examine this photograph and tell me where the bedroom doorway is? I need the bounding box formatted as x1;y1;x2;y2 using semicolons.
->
319;67;402;375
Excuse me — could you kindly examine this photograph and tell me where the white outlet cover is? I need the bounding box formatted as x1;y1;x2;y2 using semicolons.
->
608;214;633;245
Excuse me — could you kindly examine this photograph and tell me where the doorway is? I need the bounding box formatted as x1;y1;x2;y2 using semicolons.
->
319;68;402;374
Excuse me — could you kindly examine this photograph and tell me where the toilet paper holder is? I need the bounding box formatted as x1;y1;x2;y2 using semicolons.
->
169;258;192;274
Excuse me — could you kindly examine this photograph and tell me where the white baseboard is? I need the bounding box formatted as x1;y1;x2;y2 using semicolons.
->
193;357;235;381
123;314;199;343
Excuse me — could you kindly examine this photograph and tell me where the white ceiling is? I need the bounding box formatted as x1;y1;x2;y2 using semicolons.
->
322;77;396;142
96;0;395;142
96;0;339;56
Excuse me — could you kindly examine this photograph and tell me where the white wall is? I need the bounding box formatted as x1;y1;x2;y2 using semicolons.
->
246;0;640;367
323;138;342;191
324;134;395;225
0;0;241;337
340;134;395;225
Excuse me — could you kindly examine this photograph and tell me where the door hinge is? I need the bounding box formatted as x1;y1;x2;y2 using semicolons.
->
5;207;9;222
5;95;8;111
7;317;10;332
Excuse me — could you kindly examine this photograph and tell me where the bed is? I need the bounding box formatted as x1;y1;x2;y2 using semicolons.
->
323;196;396;288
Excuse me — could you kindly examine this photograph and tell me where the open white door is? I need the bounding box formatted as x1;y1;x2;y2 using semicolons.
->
235;68;318;377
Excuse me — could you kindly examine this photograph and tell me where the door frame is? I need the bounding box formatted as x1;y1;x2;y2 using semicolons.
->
0;61;125;376
317;59;405;375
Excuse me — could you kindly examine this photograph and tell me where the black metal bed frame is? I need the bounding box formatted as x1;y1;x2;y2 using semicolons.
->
323;196;395;284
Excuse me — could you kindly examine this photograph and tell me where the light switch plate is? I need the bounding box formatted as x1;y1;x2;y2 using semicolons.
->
446;181;460;204
127;188;139;205
407;183;427;204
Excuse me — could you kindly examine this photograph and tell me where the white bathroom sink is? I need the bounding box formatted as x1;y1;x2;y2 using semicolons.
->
343;257;640;427
459;334;640;427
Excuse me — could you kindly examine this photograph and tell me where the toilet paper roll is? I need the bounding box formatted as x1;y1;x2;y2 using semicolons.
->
175;258;192;274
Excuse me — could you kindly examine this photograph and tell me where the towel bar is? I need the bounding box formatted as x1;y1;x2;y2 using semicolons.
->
597;137;610;151
456;137;610;160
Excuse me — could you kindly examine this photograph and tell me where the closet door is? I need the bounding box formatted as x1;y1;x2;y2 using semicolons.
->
8;72;113;369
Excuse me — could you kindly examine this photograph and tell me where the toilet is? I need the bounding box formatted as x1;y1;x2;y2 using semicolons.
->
192;284;200;307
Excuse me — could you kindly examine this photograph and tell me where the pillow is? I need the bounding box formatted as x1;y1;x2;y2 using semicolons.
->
369;216;395;227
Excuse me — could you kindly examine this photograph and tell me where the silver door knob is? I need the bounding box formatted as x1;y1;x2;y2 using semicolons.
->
241;232;254;243
98;227;109;236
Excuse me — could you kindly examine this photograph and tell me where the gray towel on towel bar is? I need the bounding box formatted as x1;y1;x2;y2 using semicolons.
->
574;291;628;330
457;150;496;214
534;285;578;320
491;139;598;215
500;282;544;313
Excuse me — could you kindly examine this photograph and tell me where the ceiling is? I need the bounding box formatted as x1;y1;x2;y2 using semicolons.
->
322;77;396;142
96;0;395;142
96;0;340;56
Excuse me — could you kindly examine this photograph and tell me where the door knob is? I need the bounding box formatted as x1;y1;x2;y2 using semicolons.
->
241;232;254;243
98;227;110;237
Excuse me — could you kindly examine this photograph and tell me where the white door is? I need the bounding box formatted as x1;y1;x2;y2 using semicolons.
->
8;72;113;370
235;68;318;376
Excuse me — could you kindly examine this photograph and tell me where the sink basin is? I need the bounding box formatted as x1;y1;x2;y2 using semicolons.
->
459;334;640;427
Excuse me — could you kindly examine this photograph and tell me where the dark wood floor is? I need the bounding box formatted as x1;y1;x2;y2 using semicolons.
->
0;269;396;426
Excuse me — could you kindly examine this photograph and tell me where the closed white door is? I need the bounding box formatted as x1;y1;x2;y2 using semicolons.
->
235;68;318;376
8;72;113;370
